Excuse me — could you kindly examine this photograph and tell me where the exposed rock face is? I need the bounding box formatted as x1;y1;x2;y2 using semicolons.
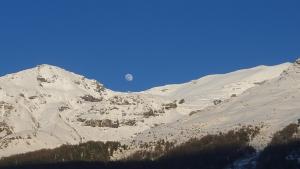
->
0;102;14;117
143;109;165;118
83;119;119;128
163;102;177;110
80;95;102;102
121;119;137;126
213;99;222;105
0;121;13;139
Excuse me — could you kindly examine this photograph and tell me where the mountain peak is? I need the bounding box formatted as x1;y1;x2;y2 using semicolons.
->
37;64;59;68
0;64;107;95
0;64;77;80
35;64;67;72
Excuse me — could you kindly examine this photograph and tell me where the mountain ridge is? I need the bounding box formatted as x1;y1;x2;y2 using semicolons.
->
0;60;296;160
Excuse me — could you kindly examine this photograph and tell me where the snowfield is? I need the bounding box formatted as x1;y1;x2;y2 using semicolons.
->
0;60;298;159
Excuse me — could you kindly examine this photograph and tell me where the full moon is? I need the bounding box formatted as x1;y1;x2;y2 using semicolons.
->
125;73;133;82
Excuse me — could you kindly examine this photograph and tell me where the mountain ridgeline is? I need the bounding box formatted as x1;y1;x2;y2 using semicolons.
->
0;59;300;168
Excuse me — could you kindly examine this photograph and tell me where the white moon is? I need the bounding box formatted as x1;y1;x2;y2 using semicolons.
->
125;73;133;82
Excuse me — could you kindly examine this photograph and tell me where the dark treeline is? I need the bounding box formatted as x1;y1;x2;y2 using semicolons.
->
0;126;259;169
1;124;300;169
0;141;123;167
256;123;300;169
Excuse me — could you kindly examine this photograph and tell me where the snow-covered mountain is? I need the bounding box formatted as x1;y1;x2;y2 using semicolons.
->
0;59;297;159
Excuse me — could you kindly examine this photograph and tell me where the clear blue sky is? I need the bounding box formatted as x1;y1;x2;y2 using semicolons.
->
0;0;299;91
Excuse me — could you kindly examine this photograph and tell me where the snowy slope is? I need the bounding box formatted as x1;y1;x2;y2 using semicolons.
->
143;63;291;116
131;60;300;152
145;63;290;104
0;61;294;158
0;65;172;157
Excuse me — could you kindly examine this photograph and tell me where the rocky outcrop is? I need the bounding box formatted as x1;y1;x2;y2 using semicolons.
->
81;119;119;128
163;102;177;110
143;109;165;118
213;99;222;105
121;119;137;126
0;121;13;139
80;95;102;102
0;102;14;117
